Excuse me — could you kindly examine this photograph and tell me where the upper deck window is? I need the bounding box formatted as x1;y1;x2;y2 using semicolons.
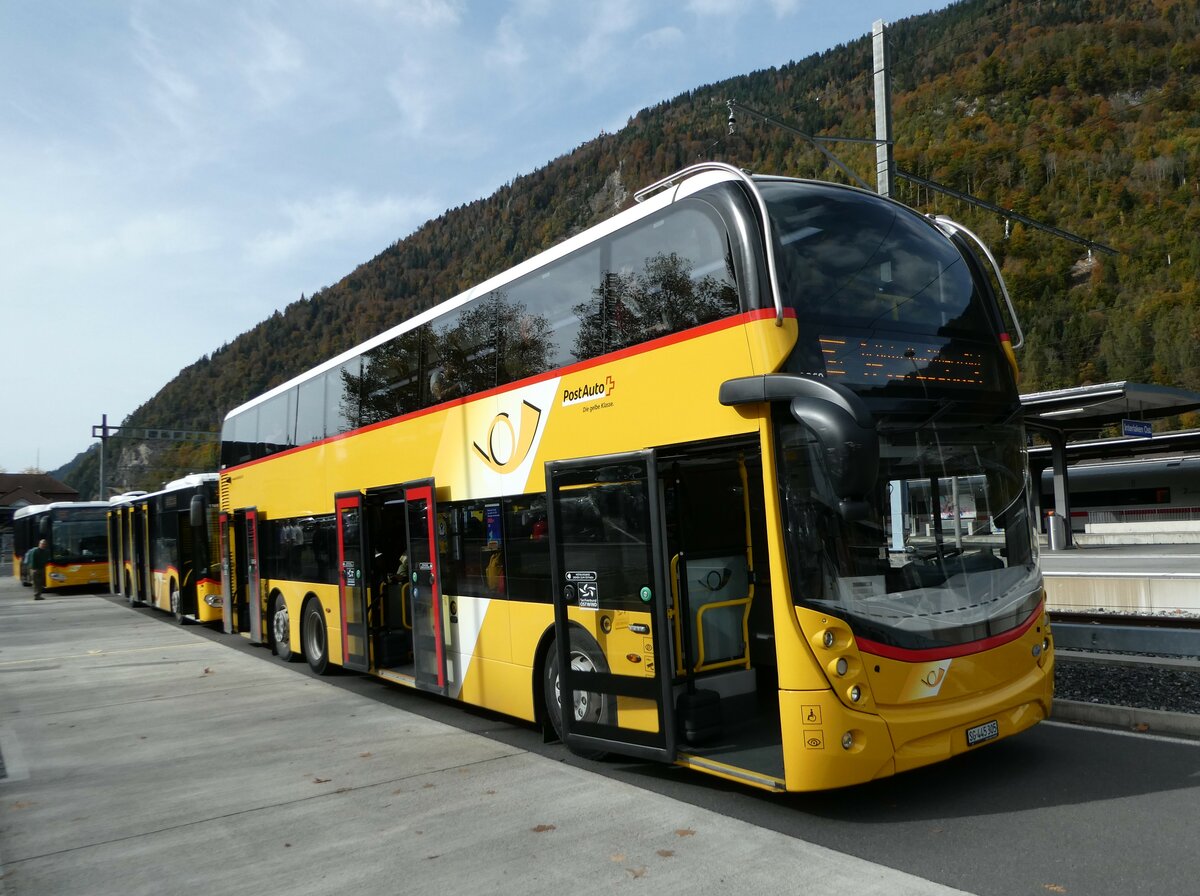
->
761;181;1010;400
222;193;743;468
762;181;992;338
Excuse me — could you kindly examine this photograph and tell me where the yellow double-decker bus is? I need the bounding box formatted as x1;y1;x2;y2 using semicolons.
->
13;501;111;591
218;163;1053;792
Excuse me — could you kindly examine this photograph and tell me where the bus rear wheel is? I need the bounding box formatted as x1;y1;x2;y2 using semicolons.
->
272;595;295;662
542;628;611;759
302;599;330;675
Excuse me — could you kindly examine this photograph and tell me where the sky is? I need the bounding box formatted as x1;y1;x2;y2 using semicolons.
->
2;0;944;475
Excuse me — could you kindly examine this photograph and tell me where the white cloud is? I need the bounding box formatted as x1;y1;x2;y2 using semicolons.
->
686;0;743;15
348;0;464;28
246;190;439;266
128;10;201;138
238;14;305;109
766;0;801;14
486;17;528;70
636;26;685;50
79;209;216;264
566;0;646;77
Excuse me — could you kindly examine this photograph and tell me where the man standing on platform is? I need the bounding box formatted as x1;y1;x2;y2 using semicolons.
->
27;538;50;600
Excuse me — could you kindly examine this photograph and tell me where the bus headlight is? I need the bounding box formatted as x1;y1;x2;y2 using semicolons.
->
836;657;848;676
850;685;862;703
841;731;855;750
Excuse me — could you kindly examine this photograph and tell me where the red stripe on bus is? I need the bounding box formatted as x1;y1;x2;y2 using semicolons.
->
856;602;1044;662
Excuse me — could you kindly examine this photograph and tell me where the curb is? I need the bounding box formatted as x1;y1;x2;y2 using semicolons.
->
1052;699;1200;739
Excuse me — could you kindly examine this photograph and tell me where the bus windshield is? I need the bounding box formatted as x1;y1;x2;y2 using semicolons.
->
53;510;109;563
777;409;1040;651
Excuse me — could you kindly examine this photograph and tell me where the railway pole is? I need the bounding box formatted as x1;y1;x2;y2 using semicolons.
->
872;19;895;198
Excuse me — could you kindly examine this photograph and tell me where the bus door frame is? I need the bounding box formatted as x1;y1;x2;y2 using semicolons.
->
133;503;150;604
222;507;264;642
334;491;372;673
176;501;200;618
546;449;677;763
401;480;447;695
219;511;233;634
107;510;120;594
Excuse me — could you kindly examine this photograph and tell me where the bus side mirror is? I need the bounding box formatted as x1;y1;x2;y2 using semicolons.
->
190;495;207;529
789;395;879;519
39;517;50;537
719;373;879;520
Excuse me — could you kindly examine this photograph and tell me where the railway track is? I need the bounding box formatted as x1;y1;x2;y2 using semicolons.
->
1050;612;1200;722
1051;611;1200;658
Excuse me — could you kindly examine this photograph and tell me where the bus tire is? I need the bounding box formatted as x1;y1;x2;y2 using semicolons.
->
302;598;331;675
271;594;296;662
542;628;611;759
170;582;188;624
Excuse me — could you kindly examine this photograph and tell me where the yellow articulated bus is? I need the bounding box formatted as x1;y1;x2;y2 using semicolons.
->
219;162;1053;792
13;501;111;591
107;490;147;600
114;475;222;623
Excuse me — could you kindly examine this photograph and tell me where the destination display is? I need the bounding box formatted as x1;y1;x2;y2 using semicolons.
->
812;334;996;392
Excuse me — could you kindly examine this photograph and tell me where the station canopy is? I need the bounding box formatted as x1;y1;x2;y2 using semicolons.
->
1022;381;1200;437
1020;381;1200;548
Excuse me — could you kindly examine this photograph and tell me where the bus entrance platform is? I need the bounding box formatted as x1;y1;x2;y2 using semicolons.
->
0;577;966;896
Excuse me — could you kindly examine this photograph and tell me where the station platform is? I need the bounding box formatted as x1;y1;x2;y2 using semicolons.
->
1041;542;1200;618
0;577;967;896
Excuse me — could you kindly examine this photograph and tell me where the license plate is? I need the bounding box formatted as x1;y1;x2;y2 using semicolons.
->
966;719;999;747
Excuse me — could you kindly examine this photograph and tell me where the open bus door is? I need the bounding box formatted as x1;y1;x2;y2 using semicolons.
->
335;483;447;688
402;480;447;694
335;492;372;673
132;504;149;605
546;450;676;763
107;510;120;594
219;511;233;634
222;508;264;641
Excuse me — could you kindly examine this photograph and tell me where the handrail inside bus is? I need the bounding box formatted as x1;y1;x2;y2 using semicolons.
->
635;161;785;327
931;215;1025;350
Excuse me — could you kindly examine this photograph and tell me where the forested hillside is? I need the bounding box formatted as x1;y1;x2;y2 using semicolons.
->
66;0;1200;496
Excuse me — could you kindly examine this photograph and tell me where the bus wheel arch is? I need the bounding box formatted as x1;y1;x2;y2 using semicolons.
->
540;624;613;757
270;590;297;662
301;594;331;675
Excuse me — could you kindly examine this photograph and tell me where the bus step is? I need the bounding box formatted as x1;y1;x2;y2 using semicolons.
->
677;689;722;745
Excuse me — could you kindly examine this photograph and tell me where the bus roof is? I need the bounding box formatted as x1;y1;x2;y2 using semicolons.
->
162;472;218;491
13;501;113;520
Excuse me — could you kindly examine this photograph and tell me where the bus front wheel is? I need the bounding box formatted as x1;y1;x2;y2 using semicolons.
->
542;628;611;759
170;582;187;624
272;595;296;662
302;599;330;675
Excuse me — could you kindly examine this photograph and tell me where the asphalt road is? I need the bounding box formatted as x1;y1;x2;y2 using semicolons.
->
4;580;1200;895
114;592;1200;896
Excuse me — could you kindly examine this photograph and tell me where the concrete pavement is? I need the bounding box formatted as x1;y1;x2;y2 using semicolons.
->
0;577;968;896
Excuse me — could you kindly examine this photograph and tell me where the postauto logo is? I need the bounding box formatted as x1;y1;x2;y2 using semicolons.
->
562;375;615;407
473;400;543;474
